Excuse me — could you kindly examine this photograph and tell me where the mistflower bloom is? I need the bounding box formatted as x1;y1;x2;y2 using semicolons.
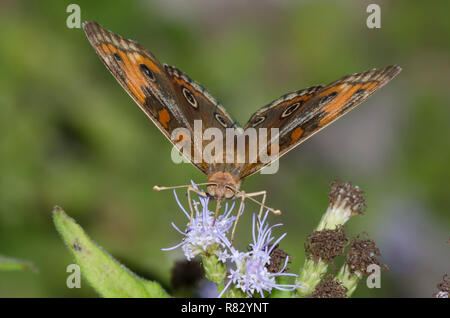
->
162;185;236;262
317;180;366;230
218;212;304;298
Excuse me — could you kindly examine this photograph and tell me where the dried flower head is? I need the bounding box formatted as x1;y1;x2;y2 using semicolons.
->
433;274;449;298
305;225;349;264
328;179;366;215
317;180;366;230
266;244;291;274
345;233;388;275
311;274;348;298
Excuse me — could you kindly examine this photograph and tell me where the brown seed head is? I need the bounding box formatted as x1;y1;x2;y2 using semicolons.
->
345;233;388;275
266;244;291;273
311;274;348;298
305;225;349;264
328;179;366;215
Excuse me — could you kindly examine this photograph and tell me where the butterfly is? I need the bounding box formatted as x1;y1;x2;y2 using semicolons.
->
83;21;401;236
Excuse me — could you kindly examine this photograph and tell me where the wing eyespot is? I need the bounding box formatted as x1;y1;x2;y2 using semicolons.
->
251;116;266;127
281;102;301;119
113;53;122;62
214;113;228;128
182;86;198;108
139;64;156;82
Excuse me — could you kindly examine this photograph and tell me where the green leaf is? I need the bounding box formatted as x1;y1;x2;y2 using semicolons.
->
140;280;171;298
0;255;37;272
52;206;169;298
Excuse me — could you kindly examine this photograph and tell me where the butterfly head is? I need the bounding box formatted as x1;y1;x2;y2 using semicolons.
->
207;172;241;200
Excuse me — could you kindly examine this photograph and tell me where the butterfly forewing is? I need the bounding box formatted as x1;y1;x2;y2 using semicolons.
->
83;21;241;175
239;65;401;178
83;22;189;136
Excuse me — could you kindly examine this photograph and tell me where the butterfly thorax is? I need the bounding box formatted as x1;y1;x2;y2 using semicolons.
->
207;171;241;200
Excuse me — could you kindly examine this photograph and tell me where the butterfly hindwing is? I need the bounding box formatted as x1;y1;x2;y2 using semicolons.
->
164;64;238;131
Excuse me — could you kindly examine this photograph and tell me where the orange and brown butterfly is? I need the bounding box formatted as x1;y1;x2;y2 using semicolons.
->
83;21;401;231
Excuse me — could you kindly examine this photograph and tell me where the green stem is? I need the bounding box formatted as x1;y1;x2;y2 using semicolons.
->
0;255;37;272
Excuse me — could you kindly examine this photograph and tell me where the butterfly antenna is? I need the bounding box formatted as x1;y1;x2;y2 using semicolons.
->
153;183;210;197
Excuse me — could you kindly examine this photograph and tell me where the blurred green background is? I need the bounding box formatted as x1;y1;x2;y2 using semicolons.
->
0;0;449;297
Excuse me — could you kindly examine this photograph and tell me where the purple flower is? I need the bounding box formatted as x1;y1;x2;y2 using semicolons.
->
162;184;236;262
218;212;305;297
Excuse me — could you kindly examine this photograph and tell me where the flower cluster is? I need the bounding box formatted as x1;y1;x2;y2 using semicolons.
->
163;180;388;298
162;187;234;262
219;212;302;297
163;182;301;297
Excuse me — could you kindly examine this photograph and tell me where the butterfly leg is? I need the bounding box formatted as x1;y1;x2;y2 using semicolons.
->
230;191;281;244
230;193;247;244
212;199;222;227
243;190;267;219
186;186;196;226
154;183;208;226
244;191;281;217
187;185;212;225
240;191;266;232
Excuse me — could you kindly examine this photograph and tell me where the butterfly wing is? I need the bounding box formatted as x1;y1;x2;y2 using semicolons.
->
84;22;401;182
240;65;402;178
83;21;238;174
163;64;242;176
